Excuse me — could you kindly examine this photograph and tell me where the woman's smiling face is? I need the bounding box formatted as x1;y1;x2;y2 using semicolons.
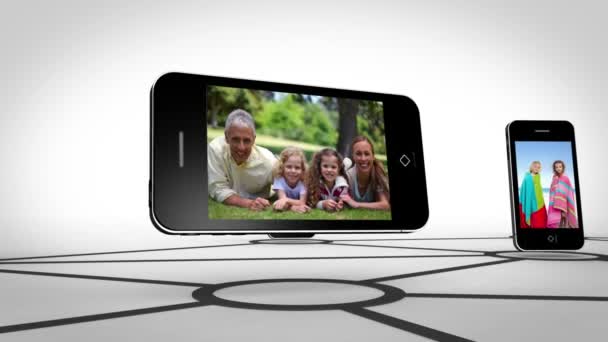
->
353;140;373;175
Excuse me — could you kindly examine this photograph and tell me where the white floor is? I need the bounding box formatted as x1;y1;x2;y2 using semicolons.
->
1;237;607;341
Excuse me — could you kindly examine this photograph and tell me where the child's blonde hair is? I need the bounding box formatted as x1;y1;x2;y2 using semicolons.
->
529;161;541;173
272;147;307;181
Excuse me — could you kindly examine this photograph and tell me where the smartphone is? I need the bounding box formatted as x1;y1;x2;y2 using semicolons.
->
506;120;584;250
150;72;429;234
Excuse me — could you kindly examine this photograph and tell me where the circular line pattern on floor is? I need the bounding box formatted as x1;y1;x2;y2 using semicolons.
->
3;237;608;341
192;278;406;311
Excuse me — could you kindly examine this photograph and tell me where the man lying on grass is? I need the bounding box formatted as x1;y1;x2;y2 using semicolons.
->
208;109;277;211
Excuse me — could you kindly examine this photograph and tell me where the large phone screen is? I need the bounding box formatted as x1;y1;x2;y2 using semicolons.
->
206;85;392;221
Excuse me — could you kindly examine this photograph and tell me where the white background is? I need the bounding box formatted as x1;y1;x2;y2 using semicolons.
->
1;0;606;258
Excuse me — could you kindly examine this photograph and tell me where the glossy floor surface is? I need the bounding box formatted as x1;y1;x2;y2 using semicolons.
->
1;237;607;341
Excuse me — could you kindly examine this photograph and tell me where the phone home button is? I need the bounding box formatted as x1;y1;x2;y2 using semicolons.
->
547;235;557;243
399;154;411;168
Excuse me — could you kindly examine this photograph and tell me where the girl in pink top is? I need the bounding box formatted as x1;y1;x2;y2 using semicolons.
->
305;148;349;212
547;160;578;228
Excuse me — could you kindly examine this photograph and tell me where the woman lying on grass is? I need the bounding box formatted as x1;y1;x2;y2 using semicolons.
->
341;135;390;211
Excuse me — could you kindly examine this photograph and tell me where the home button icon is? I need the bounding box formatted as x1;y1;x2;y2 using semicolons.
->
399;154;411;168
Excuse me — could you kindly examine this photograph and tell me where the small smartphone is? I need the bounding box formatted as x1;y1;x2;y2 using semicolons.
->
506;120;584;250
150;72;429;234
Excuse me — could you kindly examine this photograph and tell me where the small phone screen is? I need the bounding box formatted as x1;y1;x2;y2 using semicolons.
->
513;141;579;229
206;85;392;221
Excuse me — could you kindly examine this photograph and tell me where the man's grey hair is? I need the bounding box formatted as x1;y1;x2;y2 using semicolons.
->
224;109;256;135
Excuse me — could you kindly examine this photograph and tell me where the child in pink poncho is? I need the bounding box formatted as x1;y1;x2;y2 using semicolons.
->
547;160;578;228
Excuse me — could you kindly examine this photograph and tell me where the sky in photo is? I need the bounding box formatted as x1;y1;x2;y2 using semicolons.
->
515;141;576;190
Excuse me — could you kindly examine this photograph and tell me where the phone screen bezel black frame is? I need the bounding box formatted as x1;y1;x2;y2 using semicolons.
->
150;72;429;234
506;120;584;250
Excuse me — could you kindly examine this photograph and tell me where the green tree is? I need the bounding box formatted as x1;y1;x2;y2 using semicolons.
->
302;102;337;147
337;98;360;157
256;94;305;140
206;86;264;127
255;95;337;147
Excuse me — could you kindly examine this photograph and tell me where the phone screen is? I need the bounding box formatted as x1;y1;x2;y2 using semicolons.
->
513;141;579;229
205;85;392;221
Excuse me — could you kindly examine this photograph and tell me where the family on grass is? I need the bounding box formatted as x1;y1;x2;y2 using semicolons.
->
519;160;578;228
208;109;390;213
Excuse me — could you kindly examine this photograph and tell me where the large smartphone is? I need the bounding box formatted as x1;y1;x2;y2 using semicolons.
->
506;120;584;250
150;72;428;234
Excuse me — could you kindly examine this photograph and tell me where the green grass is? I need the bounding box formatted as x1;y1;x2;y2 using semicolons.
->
208;198;391;220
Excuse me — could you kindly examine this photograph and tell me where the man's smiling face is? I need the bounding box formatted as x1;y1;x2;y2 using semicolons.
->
225;125;255;165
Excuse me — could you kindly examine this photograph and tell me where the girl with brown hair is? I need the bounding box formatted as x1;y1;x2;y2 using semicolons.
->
305;148;349;212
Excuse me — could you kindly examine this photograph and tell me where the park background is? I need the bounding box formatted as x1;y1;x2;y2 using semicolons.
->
206;86;391;220
206;86;387;166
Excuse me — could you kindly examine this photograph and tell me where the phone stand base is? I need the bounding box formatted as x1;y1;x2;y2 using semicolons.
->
495;251;598;261
250;237;331;245
268;233;315;239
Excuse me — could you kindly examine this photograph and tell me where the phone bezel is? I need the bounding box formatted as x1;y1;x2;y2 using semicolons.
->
150;72;429;234
506;120;584;250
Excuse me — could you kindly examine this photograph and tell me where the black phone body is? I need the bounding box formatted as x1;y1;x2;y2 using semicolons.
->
506;120;584;250
150;72;428;235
